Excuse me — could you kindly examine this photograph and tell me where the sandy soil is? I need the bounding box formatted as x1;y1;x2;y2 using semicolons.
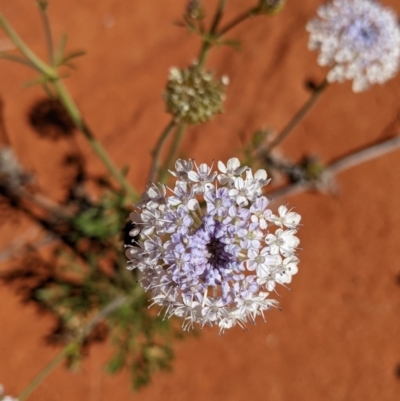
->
1;1;400;400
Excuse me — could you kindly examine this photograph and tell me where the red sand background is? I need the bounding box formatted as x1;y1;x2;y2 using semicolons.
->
1;1;400;400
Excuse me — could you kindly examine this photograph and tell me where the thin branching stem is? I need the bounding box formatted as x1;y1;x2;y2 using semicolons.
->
0;14;138;200
328;135;400;174
51;79;138;200
198;0;228;67
149;0;231;185
266;135;400;199
0;53;40;71
160;123;186;183
267;78;329;152
17;347;67;401
37;1;55;66
0;15;55;78
218;6;259;36
210;0;228;34
148;119;176;183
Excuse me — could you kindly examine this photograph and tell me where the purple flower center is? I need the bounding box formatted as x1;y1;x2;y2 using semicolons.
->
205;234;232;269
188;216;237;286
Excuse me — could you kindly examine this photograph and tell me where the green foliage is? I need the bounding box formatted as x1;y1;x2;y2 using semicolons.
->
106;299;175;389
72;191;127;240
10;184;181;390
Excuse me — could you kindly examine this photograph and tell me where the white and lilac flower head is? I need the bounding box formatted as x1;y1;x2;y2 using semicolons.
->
126;158;301;333
307;0;400;92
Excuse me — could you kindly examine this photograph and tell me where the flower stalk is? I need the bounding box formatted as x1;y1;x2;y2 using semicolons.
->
218;6;259;36
0;13;138;200
160;123;186;183
198;0;227;67
148;119;177;183
267;78;329;152
52;79;138;200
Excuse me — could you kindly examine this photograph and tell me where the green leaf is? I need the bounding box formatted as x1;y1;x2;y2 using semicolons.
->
107;353;126;374
121;165;130;177
61;49;86;65
23;74;52;88
219;38;241;51
251;129;271;148
0;52;39;71
54;33;68;66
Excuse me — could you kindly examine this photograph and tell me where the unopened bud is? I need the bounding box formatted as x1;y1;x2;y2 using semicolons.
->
163;63;228;125
186;0;205;20
303;156;324;182
36;0;48;10
257;0;285;15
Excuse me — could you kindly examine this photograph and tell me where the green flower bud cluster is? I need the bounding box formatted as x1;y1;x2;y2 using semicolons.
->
163;64;229;125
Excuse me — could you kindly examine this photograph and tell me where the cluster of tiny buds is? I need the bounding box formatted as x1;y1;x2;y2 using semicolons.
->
163;63;229;125
126;158;301;333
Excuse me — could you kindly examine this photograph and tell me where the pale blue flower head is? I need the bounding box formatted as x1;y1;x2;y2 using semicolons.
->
307;0;400;91
126;158;301;333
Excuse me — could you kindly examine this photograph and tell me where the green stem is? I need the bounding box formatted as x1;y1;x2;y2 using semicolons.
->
18;347;67;401
0;14;138;200
210;0;227;35
148;1;231;184
37;2;55;66
218;6;258;36
267;78;329;152
0;53;40;71
198;0;227;68
160;123;186;183
147;119;176;183
52;79;138;200
0;15;56;78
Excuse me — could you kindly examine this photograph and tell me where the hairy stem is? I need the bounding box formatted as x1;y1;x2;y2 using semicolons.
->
267;78;329;152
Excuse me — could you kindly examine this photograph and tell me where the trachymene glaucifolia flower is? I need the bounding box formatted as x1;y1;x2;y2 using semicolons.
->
307;0;400;92
125;158;301;333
